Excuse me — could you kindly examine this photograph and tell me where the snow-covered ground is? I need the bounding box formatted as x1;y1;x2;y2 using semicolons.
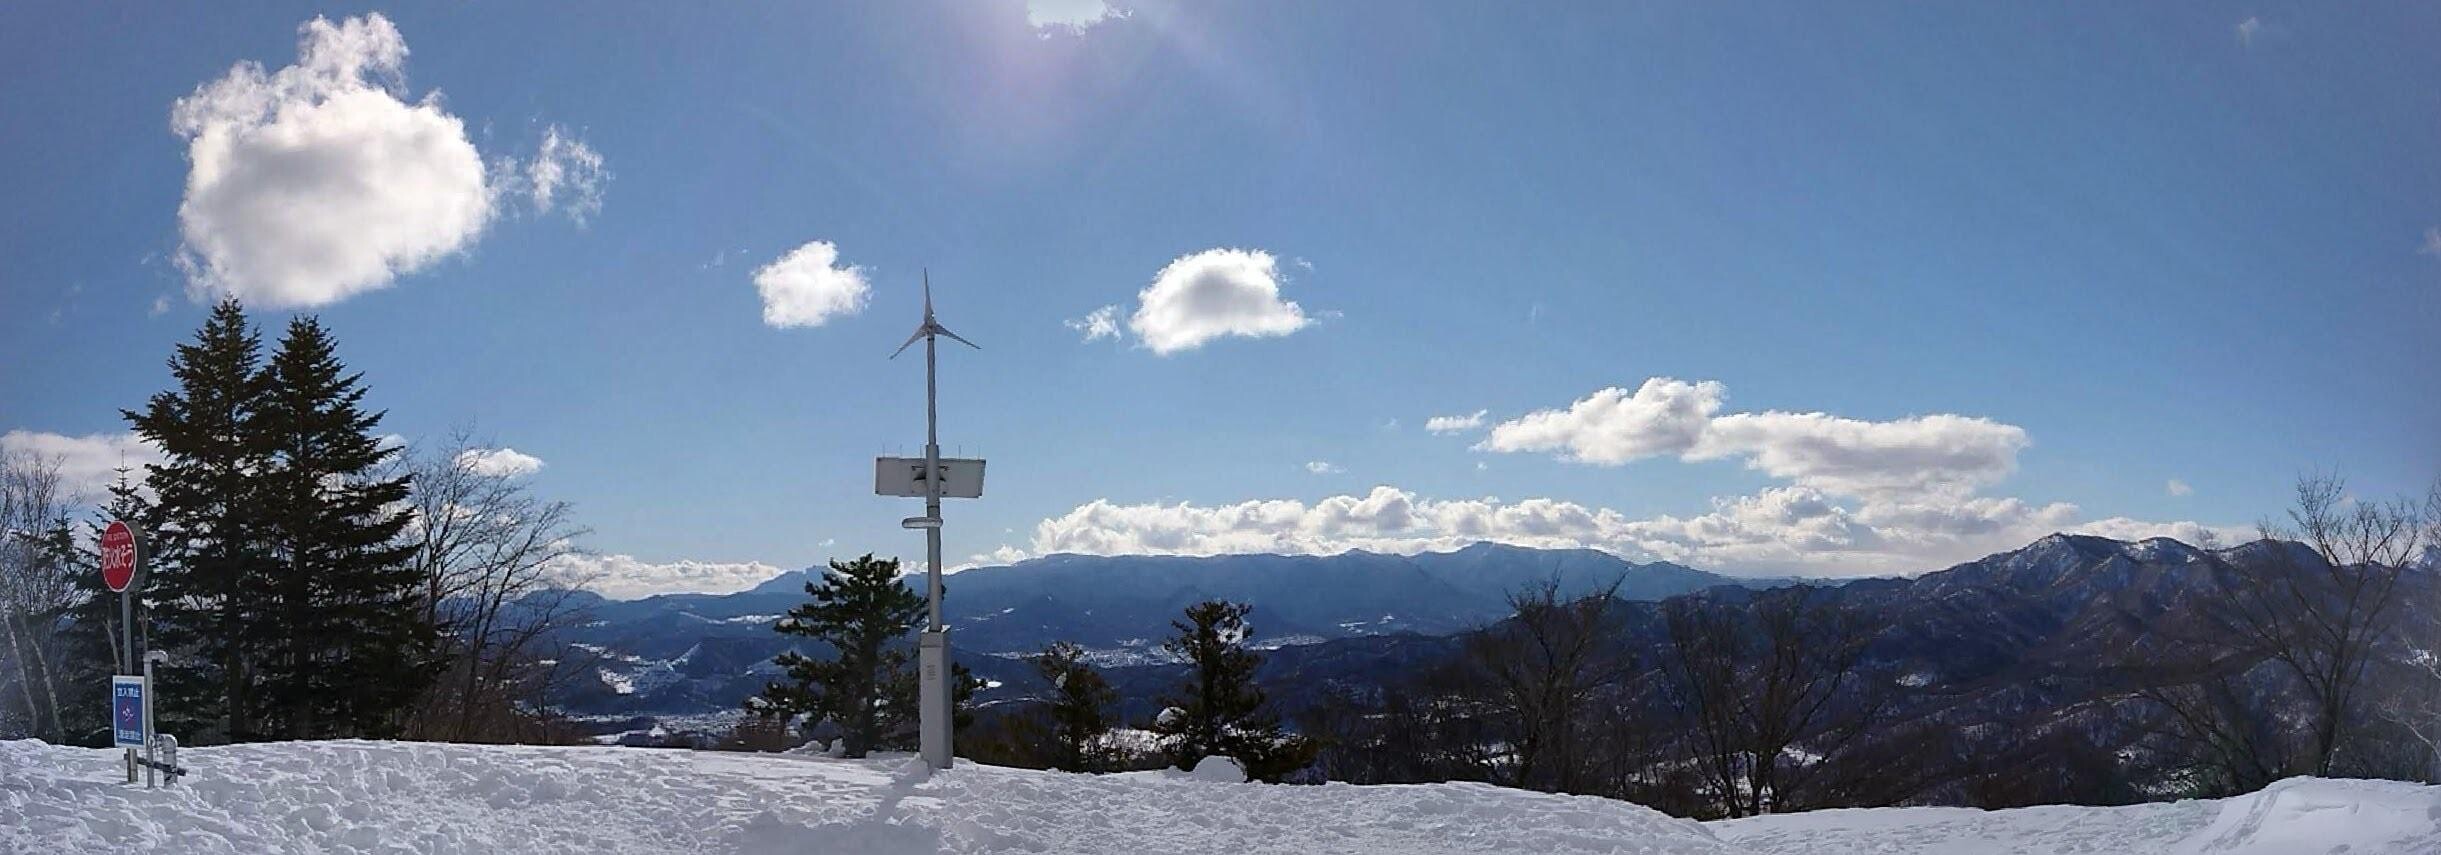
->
0;740;1735;854
3;739;2436;855
1714;777;2441;855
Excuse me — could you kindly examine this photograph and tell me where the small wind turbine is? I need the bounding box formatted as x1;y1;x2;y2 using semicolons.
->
891;271;978;358
878;269;981;771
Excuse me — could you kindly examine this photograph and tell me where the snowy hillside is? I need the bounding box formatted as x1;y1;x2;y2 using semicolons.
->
5;739;2438;855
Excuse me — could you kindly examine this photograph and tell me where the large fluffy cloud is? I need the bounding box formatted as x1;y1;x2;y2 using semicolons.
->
543;553;786;601
1478;379;1724;464
0;431;164;502
754;240;871;328
171;14;602;308
1125;248;1312;354
1479;378;2026;500
996;485;2246;577
1694;412;2026;499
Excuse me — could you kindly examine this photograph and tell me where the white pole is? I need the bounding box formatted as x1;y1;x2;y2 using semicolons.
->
918;318;953;770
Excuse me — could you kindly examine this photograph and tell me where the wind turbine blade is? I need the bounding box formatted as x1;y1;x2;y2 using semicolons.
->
922;269;935;321
889;326;925;359
935;324;980;350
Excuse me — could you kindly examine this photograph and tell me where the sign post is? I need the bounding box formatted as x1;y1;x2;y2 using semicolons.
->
99;520;143;785
879;273;984;772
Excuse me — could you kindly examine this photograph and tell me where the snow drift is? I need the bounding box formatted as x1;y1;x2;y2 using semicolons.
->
0;740;1734;854
4;739;2437;854
1715;776;2441;855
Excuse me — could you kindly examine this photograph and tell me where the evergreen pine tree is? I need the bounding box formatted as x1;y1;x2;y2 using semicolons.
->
125;298;273;741
53;469;152;745
255;315;425;738
1152;600;1316;781
1033;640;1117;771
747;554;924;757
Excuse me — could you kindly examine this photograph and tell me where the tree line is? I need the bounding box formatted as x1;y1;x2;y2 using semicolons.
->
741;554;1318;780
724;472;2436;818
1299;472;2441;817
0;300;592;746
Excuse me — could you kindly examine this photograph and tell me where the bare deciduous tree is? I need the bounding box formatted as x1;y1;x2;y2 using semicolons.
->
1661;586;1881;818
397;431;592;743
1462;577;1636;794
0;449;80;742
2199;473;2433;776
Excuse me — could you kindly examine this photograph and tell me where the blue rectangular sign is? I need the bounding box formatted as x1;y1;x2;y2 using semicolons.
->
111;675;145;748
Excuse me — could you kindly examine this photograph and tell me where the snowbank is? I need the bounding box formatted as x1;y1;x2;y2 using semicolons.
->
0;740;1735;854
1712;776;2441;855
7;739;2434;855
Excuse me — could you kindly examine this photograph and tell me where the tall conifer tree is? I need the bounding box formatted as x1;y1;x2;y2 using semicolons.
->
748;554;925;757
1153;600;1316;781
256;315;426;738
126;298;272;741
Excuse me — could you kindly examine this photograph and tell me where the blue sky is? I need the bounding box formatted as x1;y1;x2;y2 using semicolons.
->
4;2;2436;596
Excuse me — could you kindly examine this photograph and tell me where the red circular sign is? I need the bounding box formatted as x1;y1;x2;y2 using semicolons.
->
100;521;138;593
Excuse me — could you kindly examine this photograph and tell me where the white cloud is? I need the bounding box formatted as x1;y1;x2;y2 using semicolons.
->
2235;17;2264;46
1002;378;2238;574
1127;248;1311;355
754;240;870;328
2167;479;2193;497
2419;227;2441;258
0;431;164;502
1477;378;1724;465
149;296;171;317
172;14;495;308
1305;461;1344;475
1692;411;2027;500
1477;378;2026;501
997;484;2243;577
543;553;785;600
1425;409;1490;435
454;447;544;478
521;125;606;224
1028;0;1127;35
2065;517;2249;550
1066;304;1121;342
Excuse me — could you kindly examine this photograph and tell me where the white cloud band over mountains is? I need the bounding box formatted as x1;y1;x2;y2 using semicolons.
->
994;485;2244;577
544;553;785;601
976;378;2243;576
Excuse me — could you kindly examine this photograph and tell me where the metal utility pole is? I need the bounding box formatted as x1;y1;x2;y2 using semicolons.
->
880;272;983;771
